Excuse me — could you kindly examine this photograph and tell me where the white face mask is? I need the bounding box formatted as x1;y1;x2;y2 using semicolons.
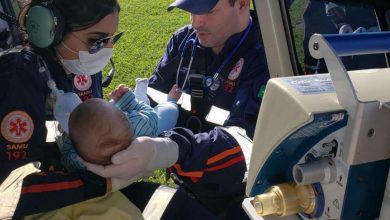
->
59;42;113;75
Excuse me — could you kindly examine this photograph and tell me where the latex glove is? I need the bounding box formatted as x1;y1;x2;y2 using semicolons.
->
107;177;140;193
85;137;178;179
339;24;353;34
75;156;137;193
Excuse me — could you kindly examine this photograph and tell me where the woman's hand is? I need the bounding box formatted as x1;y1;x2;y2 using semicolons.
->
84;137;179;180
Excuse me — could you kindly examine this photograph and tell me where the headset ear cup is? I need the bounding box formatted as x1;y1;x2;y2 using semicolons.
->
50;5;64;46
26;3;64;48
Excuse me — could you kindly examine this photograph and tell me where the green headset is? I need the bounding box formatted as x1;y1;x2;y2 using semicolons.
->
25;0;64;48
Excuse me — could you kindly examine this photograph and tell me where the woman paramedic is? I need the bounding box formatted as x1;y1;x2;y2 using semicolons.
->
0;0;134;218
0;1;218;219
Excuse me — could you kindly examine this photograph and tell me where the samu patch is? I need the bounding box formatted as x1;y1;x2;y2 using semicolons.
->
228;58;244;81
1;111;34;143
74;75;92;91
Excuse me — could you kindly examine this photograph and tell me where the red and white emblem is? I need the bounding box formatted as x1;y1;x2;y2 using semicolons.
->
1;111;34;143
74;75;92;91
228;58;244;81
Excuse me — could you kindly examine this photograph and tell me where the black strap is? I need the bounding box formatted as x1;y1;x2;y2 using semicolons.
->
188;73;205;113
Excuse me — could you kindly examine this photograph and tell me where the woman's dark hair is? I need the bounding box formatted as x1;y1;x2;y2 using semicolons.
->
17;0;120;79
19;0;120;45
52;0;120;33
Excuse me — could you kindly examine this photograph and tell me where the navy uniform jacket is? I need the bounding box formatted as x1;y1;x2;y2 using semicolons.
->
0;48;106;217
148;14;270;139
162;126;251;214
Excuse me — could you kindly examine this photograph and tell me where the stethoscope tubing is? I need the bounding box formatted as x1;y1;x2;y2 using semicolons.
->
176;16;253;92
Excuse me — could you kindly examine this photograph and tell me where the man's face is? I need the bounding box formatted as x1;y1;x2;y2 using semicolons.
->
190;0;241;53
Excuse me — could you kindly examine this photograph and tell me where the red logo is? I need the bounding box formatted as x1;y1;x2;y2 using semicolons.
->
1;111;34;143
228;58;244;81
224;80;236;93
74;75;92;91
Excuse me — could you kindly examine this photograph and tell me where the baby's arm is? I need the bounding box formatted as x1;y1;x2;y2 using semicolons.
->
110;84;129;102
61;137;87;170
115;91;158;137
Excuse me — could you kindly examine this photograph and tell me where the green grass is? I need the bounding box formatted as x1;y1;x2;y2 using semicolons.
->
288;0;305;70
103;0;188;98
107;0;307;96
106;0;188;185
104;0;306;184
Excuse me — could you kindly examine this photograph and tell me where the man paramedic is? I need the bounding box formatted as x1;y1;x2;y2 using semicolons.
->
87;0;270;219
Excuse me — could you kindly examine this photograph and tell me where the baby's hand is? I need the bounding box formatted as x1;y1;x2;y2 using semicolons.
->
110;84;129;101
168;84;182;101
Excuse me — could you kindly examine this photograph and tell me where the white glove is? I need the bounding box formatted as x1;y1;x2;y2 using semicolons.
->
85;137;179;180
107;177;140;193
339;24;353;34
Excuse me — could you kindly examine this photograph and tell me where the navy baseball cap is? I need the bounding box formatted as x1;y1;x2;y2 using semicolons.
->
167;0;219;14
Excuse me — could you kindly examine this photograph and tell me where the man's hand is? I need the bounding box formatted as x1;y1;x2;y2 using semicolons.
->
168;84;182;101
85;137;179;180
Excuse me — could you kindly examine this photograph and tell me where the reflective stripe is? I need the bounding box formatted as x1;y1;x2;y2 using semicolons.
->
147;87;230;125
147;87;191;111
142;185;177;220
147;87;169;105
0;162;41;219
173;164;203;178
205;155;245;172
205;105;230;125
207;146;242;165
220;126;253;171
22;180;83;193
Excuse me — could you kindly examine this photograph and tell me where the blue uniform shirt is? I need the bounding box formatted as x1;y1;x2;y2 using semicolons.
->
149;15;269;138
0;48;107;217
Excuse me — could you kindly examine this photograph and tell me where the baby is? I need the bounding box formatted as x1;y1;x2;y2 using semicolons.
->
63;82;181;168
68;98;135;165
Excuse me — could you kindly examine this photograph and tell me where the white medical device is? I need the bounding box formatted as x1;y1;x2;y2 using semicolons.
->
243;32;390;220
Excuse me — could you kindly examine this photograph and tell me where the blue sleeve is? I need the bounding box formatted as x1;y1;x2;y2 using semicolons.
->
15;168;106;217
115;91;158;137
224;41;270;139
161;127;247;197
0;50;107;218
61;137;87;170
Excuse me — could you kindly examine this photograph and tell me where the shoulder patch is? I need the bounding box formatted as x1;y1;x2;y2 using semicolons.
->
1;111;34;143
228;58;244;81
74;75;92;91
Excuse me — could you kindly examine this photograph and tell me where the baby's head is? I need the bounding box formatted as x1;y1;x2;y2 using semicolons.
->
69;98;134;165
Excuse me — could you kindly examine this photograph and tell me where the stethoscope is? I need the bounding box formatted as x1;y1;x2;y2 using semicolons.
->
176;16;253;92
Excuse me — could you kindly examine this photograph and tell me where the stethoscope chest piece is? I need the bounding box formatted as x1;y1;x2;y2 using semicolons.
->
204;76;221;91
